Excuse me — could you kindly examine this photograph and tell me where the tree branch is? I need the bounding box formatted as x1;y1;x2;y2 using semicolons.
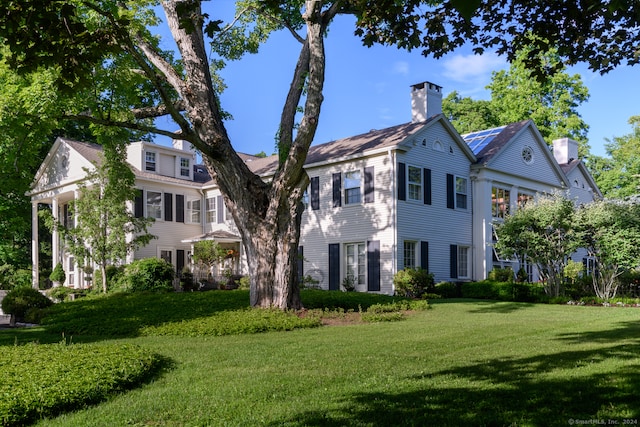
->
62;113;184;140
131;100;187;119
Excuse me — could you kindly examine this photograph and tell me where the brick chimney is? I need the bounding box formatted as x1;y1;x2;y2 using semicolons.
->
552;138;579;164
411;81;443;122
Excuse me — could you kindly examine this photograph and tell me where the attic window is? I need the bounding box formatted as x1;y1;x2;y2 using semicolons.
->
522;146;534;164
449;146;454;154
433;140;444;152
145;152;157;172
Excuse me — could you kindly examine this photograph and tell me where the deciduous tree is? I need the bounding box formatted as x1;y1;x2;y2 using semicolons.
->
1;1;638;309
61;135;155;293
495;193;580;297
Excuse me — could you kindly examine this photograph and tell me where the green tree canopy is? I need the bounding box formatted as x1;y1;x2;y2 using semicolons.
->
443;44;590;155
588;116;640;199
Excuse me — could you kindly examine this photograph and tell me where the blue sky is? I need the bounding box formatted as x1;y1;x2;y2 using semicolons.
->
154;3;639;159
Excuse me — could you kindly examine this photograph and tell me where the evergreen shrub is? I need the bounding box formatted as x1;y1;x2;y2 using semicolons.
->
120;258;175;293
1;287;53;322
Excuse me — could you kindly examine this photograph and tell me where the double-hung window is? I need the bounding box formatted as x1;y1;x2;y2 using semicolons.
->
187;198;201;223
180;158;190;177
456;177;468;209
492;187;510;218
146;191;162;219
345;242;366;286
404;241;417;270
344;171;362;205
408;166;422;201
206;197;216;223
145;152;157;172
458;246;470;278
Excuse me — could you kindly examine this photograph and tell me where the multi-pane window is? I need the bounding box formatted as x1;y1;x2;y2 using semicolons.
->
206;197;217;223
408;166;422;201
302;190;309;209
456;177;468;209
187;199;201;223
145;152;156;172
458;246;470;278
492;187;510;218
344;171;362;205
345;242;366;286
180;158;190;177
146;191;162;219
517;192;533;209
404;241;416;270
160;250;172;264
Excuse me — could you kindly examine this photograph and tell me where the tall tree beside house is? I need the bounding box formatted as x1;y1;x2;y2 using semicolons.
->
443;44;591;155
61;135;155;293
495;193;581;297
1;1;639;309
575;199;640;300
587;116;640;199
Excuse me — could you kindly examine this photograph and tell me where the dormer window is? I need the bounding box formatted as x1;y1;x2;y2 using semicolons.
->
145;152;157;172
180;158;190;177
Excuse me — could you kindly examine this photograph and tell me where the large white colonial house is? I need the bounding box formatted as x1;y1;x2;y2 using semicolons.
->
28;81;602;293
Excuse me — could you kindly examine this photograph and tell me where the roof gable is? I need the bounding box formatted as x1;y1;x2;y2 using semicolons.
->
30;137;102;195
467;120;569;187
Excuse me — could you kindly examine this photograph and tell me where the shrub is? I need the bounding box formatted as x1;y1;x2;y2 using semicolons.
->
49;263;66;284
0;342;162;426
120;258;175;293
46;286;78;303
1;287;53;323
341;276;356;292
393;268;434;298
93;265;125;293
617;269;640;297
461;280;500;299
434;281;460;298
0;265;32;290
488;267;514;282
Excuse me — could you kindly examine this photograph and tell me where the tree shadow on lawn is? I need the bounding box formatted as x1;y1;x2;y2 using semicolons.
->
269;333;640;426
0;290;251;346
430;299;537;313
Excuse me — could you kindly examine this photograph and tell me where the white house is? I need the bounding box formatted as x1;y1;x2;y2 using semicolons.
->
28;80;602;293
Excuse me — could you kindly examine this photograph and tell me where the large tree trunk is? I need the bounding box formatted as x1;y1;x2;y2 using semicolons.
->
159;1;333;309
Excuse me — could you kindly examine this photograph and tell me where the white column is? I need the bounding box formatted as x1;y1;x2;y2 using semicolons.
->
73;190;81;289
51;197;59;283
32;201;39;289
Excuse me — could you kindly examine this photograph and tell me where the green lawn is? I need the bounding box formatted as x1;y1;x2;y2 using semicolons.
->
3;295;640;426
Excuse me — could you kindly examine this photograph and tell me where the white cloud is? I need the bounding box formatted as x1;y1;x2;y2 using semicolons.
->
441;52;506;84
392;61;410;76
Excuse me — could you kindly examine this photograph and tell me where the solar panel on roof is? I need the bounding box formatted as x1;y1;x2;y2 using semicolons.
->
462;126;506;155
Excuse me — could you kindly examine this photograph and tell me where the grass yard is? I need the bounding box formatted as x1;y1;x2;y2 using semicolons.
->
2;293;640;426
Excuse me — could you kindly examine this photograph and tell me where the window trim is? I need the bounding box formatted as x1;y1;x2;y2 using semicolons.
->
146;190;163;219
345;241;366;287
205;197;217;224
145;151;157;172
180;157;191;177
344;170;362;205
455;176;468;209
186;198;201;224
407;165;422;202
403;240;417;270
492;186;511;219
457;245;470;279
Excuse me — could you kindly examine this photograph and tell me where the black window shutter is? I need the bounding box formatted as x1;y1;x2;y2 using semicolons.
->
398;162;406;201
176;194;185;223
364;166;375;203
297;246;304;284
421;241;429;271
367;240;381;291
311;177;320;210
177;249;185;275
217;195;224;223
134;190;143;218
450;244;458;279
332;173;342;208
164;193;173;221
446;174;455;209
328;243;340;290
424;168;432;205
